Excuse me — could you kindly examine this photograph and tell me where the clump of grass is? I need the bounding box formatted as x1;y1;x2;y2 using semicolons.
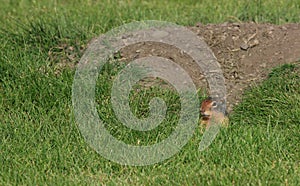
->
231;62;300;126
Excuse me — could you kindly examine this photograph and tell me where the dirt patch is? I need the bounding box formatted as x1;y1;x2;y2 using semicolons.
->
49;22;300;112
120;22;300;112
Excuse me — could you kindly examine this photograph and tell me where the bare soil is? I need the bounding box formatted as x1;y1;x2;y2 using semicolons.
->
120;22;300;112
51;22;300;112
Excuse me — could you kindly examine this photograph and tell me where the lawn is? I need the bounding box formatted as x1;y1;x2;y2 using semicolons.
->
1;0;300;185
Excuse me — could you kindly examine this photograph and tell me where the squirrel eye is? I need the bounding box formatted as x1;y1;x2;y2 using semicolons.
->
211;101;217;107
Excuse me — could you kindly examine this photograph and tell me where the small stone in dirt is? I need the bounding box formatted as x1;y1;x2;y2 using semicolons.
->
240;43;249;50
249;39;259;48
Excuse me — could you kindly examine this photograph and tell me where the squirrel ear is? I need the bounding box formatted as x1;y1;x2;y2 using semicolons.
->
207;96;213;101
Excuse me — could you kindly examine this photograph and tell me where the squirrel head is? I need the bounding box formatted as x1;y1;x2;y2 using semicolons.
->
200;97;218;119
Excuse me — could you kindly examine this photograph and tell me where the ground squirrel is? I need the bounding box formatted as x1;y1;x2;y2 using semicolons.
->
200;97;229;127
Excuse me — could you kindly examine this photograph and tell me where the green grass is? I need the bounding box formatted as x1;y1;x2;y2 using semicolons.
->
1;0;300;185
